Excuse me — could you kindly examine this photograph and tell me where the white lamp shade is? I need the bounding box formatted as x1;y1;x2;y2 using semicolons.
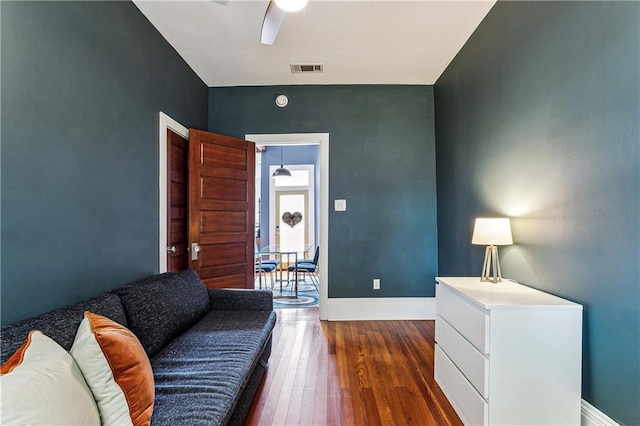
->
472;218;513;246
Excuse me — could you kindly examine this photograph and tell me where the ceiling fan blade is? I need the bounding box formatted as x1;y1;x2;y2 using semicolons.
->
261;0;286;45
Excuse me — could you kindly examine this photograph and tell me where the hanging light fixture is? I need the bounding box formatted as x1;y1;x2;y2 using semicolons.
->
272;146;291;178
274;0;308;13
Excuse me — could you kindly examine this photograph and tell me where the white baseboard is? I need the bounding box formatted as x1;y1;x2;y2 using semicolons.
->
582;399;619;426
326;297;435;321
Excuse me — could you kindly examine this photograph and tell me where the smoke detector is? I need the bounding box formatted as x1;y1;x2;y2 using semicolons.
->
275;94;288;108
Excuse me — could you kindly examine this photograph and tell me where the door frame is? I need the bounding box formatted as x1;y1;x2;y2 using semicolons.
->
246;133;329;320
158;112;189;273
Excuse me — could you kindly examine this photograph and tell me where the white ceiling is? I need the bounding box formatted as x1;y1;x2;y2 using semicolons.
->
133;0;496;87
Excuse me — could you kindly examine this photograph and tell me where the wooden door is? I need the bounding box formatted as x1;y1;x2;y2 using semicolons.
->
167;129;188;272
188;129;255;289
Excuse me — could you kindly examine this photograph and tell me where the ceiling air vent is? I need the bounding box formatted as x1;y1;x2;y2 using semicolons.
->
290;64;324;73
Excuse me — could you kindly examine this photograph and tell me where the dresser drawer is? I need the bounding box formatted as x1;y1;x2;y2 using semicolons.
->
436;283;489;354
435;344;488;426
436;315;489;398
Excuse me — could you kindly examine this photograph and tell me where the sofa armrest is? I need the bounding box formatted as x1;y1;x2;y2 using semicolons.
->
208;289;273;312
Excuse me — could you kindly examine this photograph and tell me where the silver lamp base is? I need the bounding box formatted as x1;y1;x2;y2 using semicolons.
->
480;245;502;284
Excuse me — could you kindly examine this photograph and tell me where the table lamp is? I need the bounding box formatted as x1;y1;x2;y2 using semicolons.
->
472;218;513;283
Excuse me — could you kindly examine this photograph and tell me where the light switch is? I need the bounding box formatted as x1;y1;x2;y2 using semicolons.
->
334;199;347;212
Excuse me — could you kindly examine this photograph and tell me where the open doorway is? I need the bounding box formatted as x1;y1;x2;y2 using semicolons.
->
268;164;316;259
158;114;256;289
158;112;189;273
247;134;329;320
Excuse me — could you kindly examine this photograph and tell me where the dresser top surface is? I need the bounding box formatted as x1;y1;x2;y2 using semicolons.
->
436;277;582;310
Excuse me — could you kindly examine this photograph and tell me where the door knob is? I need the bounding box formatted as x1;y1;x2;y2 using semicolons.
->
166;246;176;254
190;243;201;261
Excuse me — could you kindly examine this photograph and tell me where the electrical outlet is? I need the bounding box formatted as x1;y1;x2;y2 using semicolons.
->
373;278;380;290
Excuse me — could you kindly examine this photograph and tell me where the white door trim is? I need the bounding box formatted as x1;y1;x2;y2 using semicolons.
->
246;133;329;320
158;112;189;273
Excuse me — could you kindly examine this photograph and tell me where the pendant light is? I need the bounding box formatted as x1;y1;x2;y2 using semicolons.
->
272;146;292;178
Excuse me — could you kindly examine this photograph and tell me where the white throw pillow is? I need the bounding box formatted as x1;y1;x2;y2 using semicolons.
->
70;311;154;426
0;330;101;425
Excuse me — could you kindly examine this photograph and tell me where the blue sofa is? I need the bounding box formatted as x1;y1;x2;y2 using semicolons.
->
0;269;277;425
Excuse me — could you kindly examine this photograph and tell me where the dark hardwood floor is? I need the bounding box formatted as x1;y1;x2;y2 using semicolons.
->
245;308;462;426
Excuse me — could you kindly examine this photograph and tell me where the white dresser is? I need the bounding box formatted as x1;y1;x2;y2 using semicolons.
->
434;277;582;425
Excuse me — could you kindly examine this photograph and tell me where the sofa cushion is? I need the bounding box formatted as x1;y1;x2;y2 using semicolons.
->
115;269;210;357
0;331;101;425
0;293;127;364
150;309;277;426
208;288;274;312
71;312;155;426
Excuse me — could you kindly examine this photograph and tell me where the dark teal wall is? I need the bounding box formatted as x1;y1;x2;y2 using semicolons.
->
209;86;438;298
259;145;320;248
434;2;639;423
1;1;208;325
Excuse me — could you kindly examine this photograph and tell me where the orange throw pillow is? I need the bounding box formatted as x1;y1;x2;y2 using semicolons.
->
71;312;154;426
